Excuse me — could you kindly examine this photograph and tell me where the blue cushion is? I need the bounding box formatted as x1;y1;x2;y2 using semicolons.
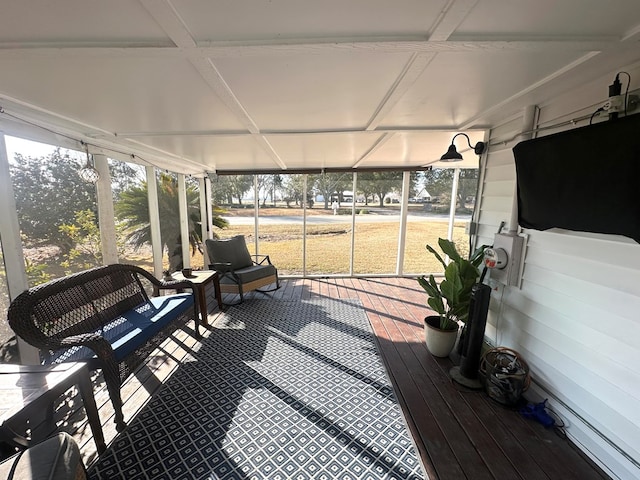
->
45;293;194;364
110;294;194;361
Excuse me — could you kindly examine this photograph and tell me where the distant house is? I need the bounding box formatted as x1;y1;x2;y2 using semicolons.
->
410;188;431;203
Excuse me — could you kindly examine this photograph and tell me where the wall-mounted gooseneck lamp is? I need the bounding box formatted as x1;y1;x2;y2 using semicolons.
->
78;142;100;184
440;133;487;162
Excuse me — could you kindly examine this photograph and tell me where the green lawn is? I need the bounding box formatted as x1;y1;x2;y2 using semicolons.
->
214;221;470;275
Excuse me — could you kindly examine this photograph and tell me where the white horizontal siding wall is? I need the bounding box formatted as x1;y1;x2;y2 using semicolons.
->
477;64;640;479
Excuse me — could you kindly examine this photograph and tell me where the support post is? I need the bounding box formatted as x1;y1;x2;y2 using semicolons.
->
199;177;209;266
396;171;410;275
178;174;190;268
145;166;163;277
94;154;118;265
0;132;39;364
447;168;461;241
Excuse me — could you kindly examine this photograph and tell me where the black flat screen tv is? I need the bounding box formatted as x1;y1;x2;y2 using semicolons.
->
513;113;640;243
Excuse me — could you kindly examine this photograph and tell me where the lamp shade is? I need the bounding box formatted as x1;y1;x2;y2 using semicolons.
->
440;144;463;162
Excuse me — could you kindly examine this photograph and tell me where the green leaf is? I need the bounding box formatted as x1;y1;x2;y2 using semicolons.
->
438;238;462;263
441;263;462;304
427;296;445;315
425;244;447;269
417;275;438;297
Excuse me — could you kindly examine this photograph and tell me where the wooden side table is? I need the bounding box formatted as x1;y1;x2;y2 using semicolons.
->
170;270;223;326
0;362;106;454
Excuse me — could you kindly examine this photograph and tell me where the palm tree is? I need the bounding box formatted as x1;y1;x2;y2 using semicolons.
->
115;173;228;271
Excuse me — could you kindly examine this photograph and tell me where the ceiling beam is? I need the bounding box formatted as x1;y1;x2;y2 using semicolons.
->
352;132;395;168
428;0;479;41
0;38;626;60
366;53;436;131
139;0;197;48
98;126;482;138
363;0;478;131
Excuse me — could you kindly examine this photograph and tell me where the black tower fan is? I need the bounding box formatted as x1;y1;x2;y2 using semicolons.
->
450;282;491;389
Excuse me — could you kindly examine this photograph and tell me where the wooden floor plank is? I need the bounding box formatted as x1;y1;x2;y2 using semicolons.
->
374;280;521;479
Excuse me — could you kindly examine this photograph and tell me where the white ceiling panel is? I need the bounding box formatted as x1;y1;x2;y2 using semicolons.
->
0;56;247;133
174;0;445;41
133;134;280;172
453;0;640;38
264;132;384;169
0;1;169;44
211;52;413;131
381;50;587;128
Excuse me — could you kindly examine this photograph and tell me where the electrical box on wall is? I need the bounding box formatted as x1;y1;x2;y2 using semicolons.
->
484;233;527;287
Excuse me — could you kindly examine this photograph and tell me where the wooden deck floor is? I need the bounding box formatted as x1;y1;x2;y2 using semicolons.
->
63;277;609;479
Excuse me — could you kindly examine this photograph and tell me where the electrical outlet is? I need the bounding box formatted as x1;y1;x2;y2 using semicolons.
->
603;95;624;113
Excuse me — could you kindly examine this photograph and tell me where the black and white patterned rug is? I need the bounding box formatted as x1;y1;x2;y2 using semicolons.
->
89;298;425;480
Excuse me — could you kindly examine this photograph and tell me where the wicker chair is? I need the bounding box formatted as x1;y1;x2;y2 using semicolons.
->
7;264;198;431
205;235;279;305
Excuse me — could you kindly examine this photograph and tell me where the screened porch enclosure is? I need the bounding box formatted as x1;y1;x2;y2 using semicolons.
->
0;133;478;357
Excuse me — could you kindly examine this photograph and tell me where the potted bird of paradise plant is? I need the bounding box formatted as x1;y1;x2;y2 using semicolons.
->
417;238;486;357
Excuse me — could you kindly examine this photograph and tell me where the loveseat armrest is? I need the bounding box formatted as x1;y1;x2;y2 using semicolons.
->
46;333;117;373
152;278;197;294
56;333;115;358
134;266;196;295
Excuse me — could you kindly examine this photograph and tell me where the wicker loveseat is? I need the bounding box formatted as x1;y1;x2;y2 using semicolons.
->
7;264;199;431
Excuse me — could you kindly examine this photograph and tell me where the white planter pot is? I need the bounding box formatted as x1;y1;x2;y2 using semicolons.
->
424;316;458;357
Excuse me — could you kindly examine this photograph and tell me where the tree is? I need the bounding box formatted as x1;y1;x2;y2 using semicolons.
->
210;175;253;206
357;172;404;207
421;168;478;210
457;169;479;210
282;175;305;207
308;172;351;209
108;159;145;200
257;174;282;207
57;209;130;274
10;149;97;252
115;173;228;272
421;168;452;198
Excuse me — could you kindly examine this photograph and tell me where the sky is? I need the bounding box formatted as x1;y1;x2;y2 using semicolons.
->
4;135;90;164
